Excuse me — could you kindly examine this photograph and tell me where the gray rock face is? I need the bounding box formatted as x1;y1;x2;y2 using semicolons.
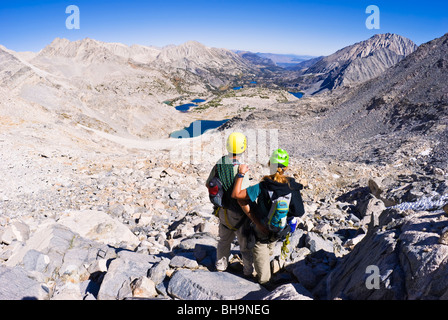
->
97;250;158;300
0;265;50;300
0;47;35;86
2;222;117;299
57;210;141;250
262;283;313;300
167;269;269;300
313;208;448;300
0;220;30;245
147;258;170;285
5;223;115;276
305;232;335;254
169;253;199;269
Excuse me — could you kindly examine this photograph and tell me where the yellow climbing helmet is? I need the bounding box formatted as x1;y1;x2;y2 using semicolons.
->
226;132;247;154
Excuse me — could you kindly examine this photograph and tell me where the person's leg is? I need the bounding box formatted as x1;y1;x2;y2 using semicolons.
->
236;226;254;276
216;223;235;271
216;209;235;271
253;241;271;285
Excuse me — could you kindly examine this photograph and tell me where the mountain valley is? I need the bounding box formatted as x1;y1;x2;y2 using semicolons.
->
0;32;447;300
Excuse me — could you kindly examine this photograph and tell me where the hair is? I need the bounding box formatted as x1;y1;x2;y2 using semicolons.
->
262;166;291;186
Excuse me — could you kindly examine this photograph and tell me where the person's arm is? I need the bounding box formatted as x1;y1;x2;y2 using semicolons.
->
231;164;250;200
237;199;269;235
232;164;269;235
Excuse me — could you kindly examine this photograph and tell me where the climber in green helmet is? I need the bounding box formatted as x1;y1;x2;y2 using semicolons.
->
269;148;290;169
231;148;305;288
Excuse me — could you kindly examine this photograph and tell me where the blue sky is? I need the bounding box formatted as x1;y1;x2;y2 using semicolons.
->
1;0;447;56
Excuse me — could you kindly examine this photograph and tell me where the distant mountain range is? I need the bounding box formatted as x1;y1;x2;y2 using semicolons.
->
0;32;432;143
2;33;418;96
234;34;418;95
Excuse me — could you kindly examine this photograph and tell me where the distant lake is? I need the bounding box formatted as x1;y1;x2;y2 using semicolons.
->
170;119;229;138
175;103;197;112
250;81;257;84
191;99;206;103
289;91;304;98
233;86;243;90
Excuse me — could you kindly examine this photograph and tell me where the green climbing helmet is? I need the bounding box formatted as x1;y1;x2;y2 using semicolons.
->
270;149;289;167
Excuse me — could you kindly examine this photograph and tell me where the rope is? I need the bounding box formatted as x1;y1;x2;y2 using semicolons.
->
217;156;238;191
280;233;291;260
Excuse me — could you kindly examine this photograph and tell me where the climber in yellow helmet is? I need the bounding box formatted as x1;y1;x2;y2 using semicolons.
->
205;132;254;277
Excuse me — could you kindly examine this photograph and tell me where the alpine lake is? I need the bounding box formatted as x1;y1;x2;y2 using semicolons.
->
170;90;303;139
171;98;229;138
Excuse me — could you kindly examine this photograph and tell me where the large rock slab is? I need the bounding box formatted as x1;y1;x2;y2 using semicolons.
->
167;269;269;300
57;210;140;250
0;265;50;300
97;250;159;300
4;222;116;299
6;223;78;270
0;220;30;245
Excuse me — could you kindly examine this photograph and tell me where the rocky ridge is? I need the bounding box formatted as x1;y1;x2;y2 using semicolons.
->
1;37;301;143
285;33;418;94
152;41;257;88
1;126;447;300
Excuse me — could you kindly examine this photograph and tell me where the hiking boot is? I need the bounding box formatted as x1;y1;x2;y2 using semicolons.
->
215;256;228;272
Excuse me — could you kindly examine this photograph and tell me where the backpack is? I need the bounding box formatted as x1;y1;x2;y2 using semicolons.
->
207;176;224;207
265;191;292;234
207;156;237;209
